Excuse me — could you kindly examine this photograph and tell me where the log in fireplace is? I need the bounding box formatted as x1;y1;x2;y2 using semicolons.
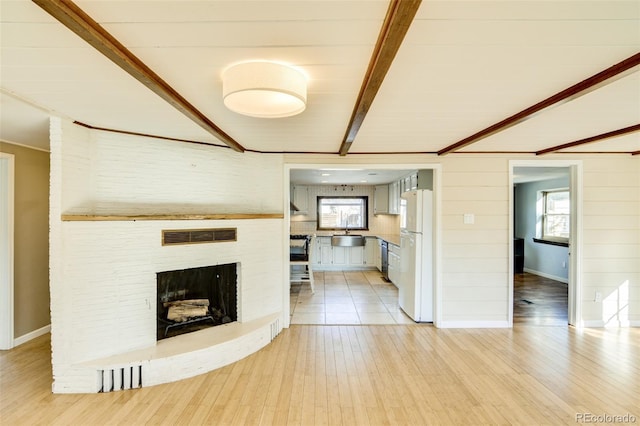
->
156;263;237;340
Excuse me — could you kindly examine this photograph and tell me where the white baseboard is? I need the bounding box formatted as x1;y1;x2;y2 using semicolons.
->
582;319;640;328
523;268;568;284
14;324;51;347
581;320;605;328
437;320;510;329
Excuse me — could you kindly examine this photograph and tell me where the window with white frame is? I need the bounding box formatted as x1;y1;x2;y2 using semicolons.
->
540;189;570;242
317;196;368;231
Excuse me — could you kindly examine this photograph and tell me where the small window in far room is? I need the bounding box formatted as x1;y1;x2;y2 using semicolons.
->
317;196;368;231
540;189;570;243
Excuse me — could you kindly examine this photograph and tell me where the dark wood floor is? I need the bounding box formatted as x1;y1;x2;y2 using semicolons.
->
514;272;568;326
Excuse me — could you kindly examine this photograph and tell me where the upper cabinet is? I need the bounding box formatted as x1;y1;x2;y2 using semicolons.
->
403;175;412;192
373;185;389;215
415;169;433;191
384;169;433;215
388;180;400;215
291;169;433;218
400;169;433;193
291;185;309;214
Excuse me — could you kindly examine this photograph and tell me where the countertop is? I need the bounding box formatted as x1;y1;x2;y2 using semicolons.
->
375;234;401;246
305;232;400;246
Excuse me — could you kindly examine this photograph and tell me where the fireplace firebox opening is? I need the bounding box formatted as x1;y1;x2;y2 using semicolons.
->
156;263;237;340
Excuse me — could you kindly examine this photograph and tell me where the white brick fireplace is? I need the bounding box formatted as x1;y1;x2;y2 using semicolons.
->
49;118;286;393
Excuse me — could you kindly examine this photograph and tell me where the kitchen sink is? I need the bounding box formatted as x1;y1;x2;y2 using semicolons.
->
331;234;365;247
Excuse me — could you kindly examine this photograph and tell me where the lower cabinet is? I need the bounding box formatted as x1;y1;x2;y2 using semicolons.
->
313;237;377;270
332;246;348;266
387;243;401;286
315;237;333;266
364;237;379;269
349;246;364;265
331;245;364;267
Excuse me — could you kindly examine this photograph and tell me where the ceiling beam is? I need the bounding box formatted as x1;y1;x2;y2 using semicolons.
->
437;52;640;156
32;0;245;153
536;124;640;155
338;0;421;156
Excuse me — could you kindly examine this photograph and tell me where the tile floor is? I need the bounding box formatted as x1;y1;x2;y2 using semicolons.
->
290;270;415;325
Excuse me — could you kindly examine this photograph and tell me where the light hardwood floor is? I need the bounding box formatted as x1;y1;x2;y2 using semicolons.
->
1;325;639;425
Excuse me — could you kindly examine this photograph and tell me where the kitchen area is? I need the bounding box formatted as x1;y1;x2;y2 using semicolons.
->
289;168;434;325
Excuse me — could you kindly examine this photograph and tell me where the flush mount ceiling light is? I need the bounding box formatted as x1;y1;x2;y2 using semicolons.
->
222;61;307;118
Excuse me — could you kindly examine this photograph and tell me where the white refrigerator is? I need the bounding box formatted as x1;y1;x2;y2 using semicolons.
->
399;189;433;322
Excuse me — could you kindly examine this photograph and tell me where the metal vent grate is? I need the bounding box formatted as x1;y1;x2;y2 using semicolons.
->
270;319;281;341
162;228;237;246
99;365;143;392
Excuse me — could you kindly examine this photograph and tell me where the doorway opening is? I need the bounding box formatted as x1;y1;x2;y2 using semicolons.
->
510;161;582;327
284;163;442;327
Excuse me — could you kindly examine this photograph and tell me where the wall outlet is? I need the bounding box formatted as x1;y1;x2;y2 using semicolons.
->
595;291;602;302
562;261;566;268
463;213;474;224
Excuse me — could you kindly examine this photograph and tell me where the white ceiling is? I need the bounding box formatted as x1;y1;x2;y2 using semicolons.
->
1;1;639;158
290;168;413;185
512;166;569;184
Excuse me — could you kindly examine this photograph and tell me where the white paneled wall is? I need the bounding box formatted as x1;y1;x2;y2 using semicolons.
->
581;158;640;326
50;118;285;393
439;157;510;326
438;155;639;327
285;154;640;329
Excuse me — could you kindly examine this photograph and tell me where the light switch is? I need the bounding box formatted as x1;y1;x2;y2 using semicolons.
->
463;213;475;224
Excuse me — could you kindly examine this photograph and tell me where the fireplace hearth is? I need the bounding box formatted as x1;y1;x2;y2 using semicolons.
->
157;263;237;340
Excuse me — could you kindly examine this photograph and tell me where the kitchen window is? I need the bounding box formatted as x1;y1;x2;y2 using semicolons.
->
317;196;368;231
535;189;569;246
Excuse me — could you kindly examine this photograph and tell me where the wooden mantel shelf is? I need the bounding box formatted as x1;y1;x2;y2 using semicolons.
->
61;213;284;222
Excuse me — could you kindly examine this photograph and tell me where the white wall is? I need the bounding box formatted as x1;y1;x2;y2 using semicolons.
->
48;131;639;392
439;156;511;326
581;158;640;327
49;118;285;392
65;126;283;215
284;154;640;328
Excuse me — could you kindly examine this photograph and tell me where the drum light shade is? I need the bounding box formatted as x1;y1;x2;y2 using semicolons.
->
222;61;307;118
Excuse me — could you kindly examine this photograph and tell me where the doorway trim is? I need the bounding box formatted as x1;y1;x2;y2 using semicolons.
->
508;159;583;327
0;152;15;349
283;162;443;328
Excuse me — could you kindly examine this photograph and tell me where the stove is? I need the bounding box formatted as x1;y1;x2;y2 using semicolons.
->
290;234;311;261
290;234;310;240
